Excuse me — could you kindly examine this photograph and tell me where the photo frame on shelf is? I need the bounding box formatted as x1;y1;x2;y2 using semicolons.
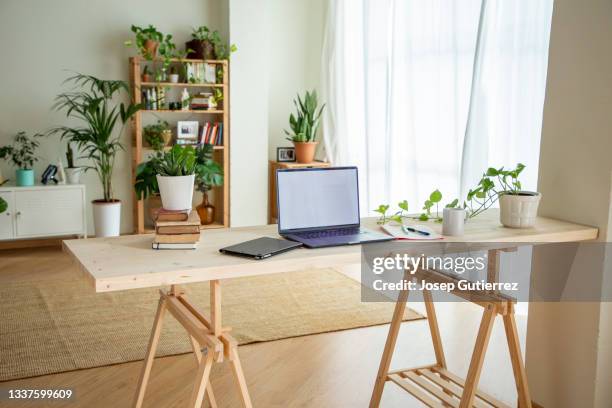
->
277;147;296;163
177;121;199;140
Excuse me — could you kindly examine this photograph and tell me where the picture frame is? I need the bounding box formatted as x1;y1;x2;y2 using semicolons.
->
177;121;199;140
277;147;296;162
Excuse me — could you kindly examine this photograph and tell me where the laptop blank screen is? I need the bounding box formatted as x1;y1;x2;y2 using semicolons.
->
277;167;360;232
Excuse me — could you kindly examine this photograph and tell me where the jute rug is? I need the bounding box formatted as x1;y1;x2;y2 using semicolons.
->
0;268;422;382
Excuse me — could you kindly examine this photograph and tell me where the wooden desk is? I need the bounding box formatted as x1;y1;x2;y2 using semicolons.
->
63;211;597;408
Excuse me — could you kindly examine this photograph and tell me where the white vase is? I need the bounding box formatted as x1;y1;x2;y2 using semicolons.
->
157;174;195;211
92;200;121;237
499;192;541;228
65;167;83;184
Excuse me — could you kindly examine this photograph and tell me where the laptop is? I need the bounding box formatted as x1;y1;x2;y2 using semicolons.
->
276;166;393;248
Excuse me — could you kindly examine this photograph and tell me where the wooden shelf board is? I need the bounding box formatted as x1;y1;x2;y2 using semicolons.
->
140;109;223;114
387;366;510;408
141;145;224;151
141;82;223;88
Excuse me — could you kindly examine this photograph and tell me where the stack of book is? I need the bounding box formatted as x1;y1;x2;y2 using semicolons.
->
190;92;212;110
152;210;201;250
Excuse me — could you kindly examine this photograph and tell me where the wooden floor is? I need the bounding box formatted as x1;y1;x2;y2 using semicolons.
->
0;247;526;407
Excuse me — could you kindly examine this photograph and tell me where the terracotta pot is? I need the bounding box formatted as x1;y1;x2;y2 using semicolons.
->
293;142;318;164
185;39;216;60
143;40;158;59
141;74;153;82
196;193;215;225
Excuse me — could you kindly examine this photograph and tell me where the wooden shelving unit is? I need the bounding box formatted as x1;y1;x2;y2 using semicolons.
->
129;56;230;234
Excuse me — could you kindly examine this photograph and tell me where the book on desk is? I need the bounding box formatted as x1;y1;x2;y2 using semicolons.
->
152;210;201;250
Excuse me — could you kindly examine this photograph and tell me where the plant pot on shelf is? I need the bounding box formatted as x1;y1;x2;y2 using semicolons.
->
16;169;34;186
499;191;541;228
293;142;318;164
65;167;84;184
160;129;172;146
157;174;195;211
196;192;215;225
92;199;121;237
142;74;153;82
143;40;158;59
185;39;215;60
168;74;179;83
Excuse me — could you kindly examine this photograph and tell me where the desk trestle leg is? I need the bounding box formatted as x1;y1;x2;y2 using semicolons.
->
369;261;532;408
133;280;253;408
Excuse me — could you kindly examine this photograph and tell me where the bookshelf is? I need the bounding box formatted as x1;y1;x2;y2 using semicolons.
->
129;56;230;234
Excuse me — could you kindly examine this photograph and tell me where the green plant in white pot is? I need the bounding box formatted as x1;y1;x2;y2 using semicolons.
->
52;73;141;237
285;90;325;164
0;131;43;186
149;145;199;211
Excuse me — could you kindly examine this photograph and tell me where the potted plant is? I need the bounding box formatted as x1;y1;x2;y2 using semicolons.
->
187;26;237;60
195;144;223;224
135;151;163;222
0;131;43;186
64;144;84;184
208;88;223;110
52;73;141;237
168;67;179;83
187;26;215;60
142;66;153;82
125;25;164;60
135;144;223;219
149;145;198;211
144;120;172;150
484;164;541;228
284;90;325;164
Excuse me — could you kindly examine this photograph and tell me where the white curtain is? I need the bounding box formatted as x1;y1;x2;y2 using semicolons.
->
321;0;553;216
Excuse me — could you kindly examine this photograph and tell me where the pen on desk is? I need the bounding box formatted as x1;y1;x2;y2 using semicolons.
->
402;226;431;236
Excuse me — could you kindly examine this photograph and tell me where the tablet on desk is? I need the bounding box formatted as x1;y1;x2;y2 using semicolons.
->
219;237;303;260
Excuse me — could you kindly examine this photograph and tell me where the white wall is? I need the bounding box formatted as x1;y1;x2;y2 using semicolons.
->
267;0;326;161
0;0;226;235
229;0;326;227
527;0;612;406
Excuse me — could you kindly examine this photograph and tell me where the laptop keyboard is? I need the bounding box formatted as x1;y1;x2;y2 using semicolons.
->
294;227;361;239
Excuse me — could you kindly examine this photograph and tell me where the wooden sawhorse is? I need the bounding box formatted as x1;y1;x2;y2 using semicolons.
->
370;249;532;408
133;281;253;408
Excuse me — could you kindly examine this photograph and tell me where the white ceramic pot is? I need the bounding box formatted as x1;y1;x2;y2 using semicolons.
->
65;167;83;184
169;74;179;83
499;192;541;228
92;200;121;237
157;174;195;211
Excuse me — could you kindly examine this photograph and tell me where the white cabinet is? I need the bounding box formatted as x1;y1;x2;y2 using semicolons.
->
0;191;14;240
0;184;87;241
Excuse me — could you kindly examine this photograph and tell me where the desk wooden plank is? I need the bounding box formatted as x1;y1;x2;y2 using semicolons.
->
63;210;598;293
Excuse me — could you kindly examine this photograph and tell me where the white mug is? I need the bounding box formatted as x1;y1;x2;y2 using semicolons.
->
442;207;466;236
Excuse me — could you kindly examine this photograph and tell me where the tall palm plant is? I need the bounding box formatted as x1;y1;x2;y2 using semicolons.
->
52;73;141;202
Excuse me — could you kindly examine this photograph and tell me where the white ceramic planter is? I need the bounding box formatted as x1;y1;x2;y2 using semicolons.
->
169;74;179;83
157;174;195;211
92;200;121;237
499;192;541;228
65;167;83;184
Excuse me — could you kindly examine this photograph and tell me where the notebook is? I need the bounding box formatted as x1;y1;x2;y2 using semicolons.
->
381;224;443;240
